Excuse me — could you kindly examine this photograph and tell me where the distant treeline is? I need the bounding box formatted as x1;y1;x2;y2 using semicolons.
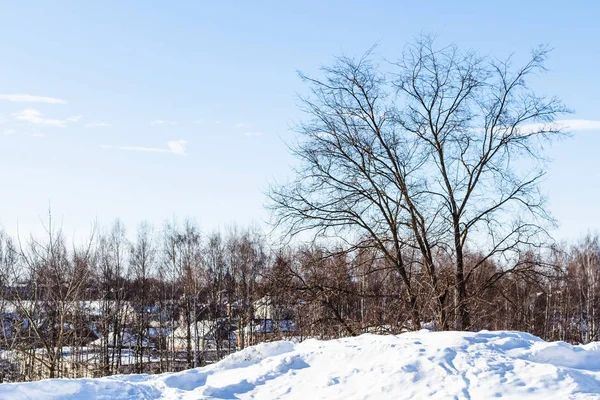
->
0;217;598;382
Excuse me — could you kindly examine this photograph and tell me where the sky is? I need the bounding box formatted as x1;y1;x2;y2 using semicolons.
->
0;1;598;243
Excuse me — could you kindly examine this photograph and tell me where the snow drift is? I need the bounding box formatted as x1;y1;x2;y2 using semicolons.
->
2;330;600;399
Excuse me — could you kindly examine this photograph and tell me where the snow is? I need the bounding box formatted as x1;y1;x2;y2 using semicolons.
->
2;330;600;399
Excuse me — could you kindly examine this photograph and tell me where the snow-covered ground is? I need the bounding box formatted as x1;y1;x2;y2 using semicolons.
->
2;330;600;399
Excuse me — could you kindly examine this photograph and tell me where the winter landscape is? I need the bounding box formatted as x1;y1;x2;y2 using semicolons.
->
1;1;600;399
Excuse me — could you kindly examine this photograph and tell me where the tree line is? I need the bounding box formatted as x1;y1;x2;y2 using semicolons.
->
0;217;598;382
0;218;271;381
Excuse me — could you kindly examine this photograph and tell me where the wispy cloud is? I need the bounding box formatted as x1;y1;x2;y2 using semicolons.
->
166;140;188;155
151;119;177;126
32;132;46;138
514;119;600;134
102;140;188;155
474;119;600;135
551;119;600;132
244;131;264;137
66;116;82;122
0;94;67;104
85;121;111;128
234;123;247;128
4;129;17;135
12;109;73;127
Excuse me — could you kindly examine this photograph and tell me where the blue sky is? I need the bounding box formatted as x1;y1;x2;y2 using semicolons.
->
0;1;598;241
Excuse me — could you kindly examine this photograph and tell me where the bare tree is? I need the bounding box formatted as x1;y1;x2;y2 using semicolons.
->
129;222;156;372
392;37;569;328
95;220;129;374
269;36;569;330
163;220;203;368
227;227;266;348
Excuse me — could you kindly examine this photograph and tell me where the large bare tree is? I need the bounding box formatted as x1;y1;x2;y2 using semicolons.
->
269;36;569;330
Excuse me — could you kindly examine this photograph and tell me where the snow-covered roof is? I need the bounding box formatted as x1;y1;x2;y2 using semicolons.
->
243;319;295;334
172;320;218;339
90;332;152;348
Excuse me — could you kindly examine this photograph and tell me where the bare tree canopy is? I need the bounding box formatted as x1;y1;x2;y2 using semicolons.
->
268;36;570;330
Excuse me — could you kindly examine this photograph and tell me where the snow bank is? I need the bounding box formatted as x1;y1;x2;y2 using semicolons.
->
2;330;600;399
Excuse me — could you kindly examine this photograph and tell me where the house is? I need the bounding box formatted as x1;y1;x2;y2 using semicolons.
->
90;331;152;349
253;296;274;320
238;319;295;348
167;320;235;353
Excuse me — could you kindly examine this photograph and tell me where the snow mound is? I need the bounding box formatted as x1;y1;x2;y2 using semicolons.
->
3;330;600;399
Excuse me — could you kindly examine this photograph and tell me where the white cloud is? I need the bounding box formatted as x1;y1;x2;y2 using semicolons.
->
102;140;187;155
12;109;69;127
66;115;82;122
85;121;111;128
244;131;264;137
552;119;600;132
0;115;6;124
151;119;177;126
166;140;187;155
234;123;247;128
4;129;17;135
32;132;46;138
0;94;67;104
